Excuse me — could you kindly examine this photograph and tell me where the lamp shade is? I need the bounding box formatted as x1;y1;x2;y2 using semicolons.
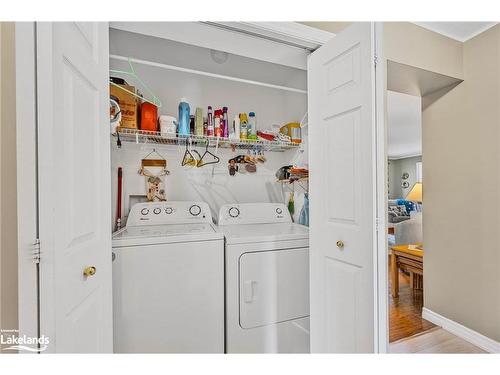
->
406;182;422;202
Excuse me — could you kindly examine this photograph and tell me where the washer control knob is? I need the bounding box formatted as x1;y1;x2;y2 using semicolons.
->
153;208;161;215
165;207;173;214
229;207;240;218
276;207;283;214
189;205;201;216
140;208;149;216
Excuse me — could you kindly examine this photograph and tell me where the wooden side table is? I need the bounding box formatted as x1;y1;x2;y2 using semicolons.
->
390;243;424;298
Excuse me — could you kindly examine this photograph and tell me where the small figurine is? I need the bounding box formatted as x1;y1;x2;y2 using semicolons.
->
228;158;239;176
146;176;166;202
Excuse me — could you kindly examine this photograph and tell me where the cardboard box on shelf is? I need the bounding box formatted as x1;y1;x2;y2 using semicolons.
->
110;83;138;129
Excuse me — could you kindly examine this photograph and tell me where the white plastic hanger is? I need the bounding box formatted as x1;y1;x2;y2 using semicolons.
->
110;57;162;108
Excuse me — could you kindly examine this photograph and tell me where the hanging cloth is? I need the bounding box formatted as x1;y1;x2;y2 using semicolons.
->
288;191;295;222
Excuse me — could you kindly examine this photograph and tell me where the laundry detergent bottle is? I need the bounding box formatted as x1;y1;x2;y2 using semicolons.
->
298;193;309;226
178;98;191;136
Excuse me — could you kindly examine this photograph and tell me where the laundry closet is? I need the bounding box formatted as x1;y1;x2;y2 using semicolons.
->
106;22;320;354
27;22;382;354
108;24;311;226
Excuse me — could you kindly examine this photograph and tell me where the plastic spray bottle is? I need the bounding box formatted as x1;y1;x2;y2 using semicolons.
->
222;107;229;138
239;113;248;140
178;98;190;136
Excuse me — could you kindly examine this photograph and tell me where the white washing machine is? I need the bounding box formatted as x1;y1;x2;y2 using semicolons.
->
112;201;224;353
218;203;310;353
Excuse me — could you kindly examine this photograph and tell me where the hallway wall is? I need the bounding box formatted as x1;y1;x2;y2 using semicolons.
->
0;22;19;347
422;24;500;342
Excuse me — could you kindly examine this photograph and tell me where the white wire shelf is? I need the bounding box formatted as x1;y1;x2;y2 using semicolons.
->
114;128;300;152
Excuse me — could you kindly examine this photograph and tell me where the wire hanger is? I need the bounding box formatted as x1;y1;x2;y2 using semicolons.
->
198;140;220;167
182;139;200;167
110;57;162;108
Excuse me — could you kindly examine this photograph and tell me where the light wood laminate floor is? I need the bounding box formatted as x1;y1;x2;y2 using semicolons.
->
390;327;486;353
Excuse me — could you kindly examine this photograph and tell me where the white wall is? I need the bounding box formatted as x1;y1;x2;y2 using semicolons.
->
109;28;308;226
111;143;307;225
387;91;422;159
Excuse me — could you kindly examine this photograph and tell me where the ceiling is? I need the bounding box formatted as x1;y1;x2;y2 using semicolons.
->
413;22;497;42
387;91;422;159
298;22;498;43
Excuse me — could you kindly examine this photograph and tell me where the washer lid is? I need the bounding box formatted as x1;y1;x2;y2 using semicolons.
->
112;223;222;247
219;223;309;245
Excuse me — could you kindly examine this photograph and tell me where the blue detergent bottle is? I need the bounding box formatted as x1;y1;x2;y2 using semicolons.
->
178;98;190;136
298;193;309;227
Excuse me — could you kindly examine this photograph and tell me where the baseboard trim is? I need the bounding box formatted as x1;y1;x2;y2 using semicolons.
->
422;307;500;353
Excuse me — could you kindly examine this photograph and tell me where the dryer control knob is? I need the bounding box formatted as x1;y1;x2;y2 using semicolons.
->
141;208;149;216
165;207;173;214
276;207;283;214
153;208;161;215
229;207;240;218
189;205;201;216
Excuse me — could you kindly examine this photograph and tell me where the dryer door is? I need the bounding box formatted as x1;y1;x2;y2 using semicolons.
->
239;248;309;329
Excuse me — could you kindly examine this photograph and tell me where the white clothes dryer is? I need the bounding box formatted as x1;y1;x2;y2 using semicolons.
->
218;203;310;353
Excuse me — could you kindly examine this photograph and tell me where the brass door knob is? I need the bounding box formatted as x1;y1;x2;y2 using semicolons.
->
83;266;97;277
336;240;345;249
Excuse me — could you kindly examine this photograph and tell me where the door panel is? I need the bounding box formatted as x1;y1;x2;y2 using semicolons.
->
326;109;360;225
37;22;112;353
325;257;361;352
308;22;380;353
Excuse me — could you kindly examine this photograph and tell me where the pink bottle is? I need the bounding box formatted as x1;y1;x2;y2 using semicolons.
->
207;106;214;136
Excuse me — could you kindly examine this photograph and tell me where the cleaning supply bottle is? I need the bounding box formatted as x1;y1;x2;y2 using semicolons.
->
178;98;190;136
298;193;309;226
214;109;222;137
222;107;229;138
207;106;214;136
231;115;240;140
248;112;257;140
195;107;204;136
189;115;195;135
203;117;208;136
239;113;248;140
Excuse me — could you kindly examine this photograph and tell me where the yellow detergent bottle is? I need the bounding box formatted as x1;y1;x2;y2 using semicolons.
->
239;113;248;140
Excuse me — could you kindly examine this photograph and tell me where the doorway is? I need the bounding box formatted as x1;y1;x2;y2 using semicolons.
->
386;90;429;343
385;59;463;350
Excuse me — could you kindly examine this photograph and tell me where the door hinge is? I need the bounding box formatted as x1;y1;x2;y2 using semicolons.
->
33;239;41;264
374;54;378;68
375;218;381;232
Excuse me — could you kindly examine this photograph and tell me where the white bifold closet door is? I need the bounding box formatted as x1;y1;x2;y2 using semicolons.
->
37;22;113;353
308;22;383;353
